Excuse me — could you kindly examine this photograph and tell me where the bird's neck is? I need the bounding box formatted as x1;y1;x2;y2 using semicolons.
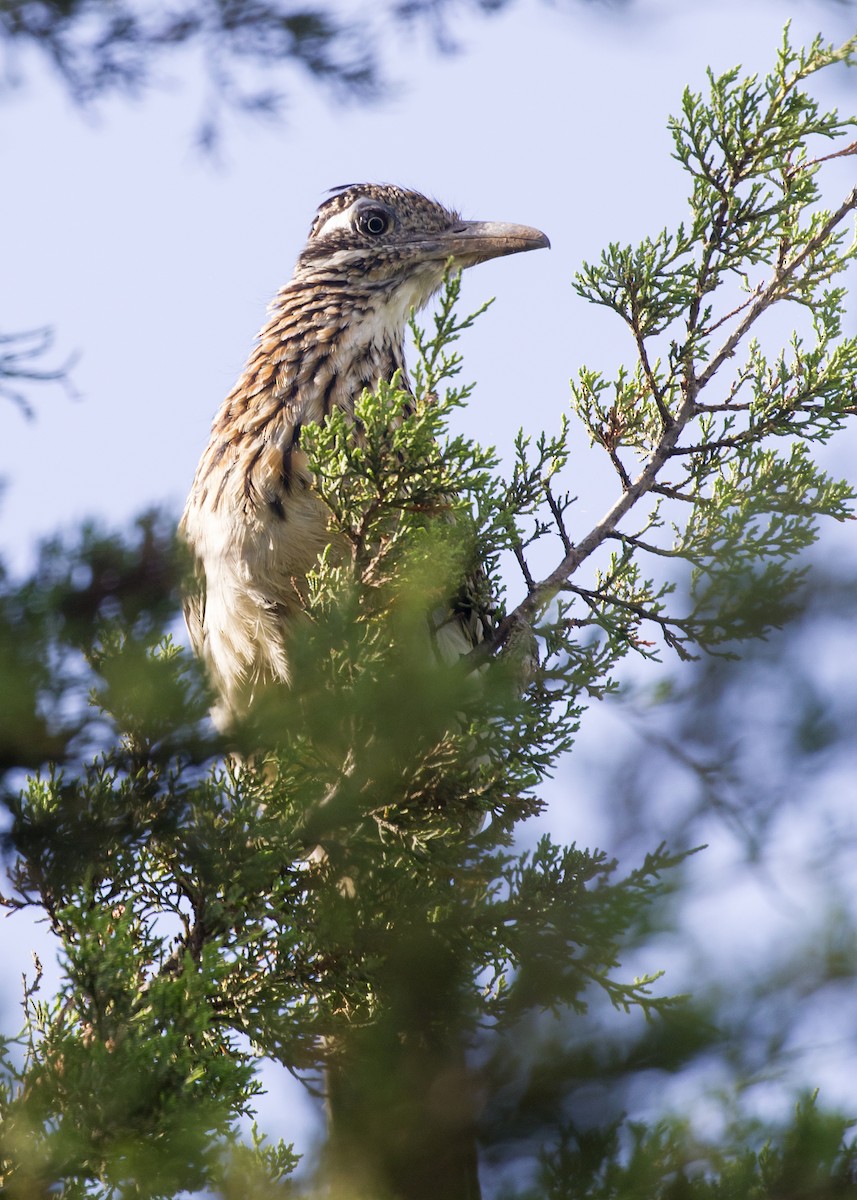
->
253;275;413;420
198;277;418;509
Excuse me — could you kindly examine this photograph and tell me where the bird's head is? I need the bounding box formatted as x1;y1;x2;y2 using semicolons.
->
294;184;549;312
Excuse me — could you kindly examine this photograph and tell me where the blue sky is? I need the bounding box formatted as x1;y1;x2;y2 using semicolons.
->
4;0;853;571
2;0;857;1176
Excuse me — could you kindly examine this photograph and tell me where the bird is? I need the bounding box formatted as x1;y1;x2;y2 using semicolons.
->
180;184;549;728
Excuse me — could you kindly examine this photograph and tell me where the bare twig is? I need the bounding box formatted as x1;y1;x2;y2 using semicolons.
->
704;284;765;336
512;543;535;590
561;579;695;650
605;531;686;560
0;327;78;418
791;138;857;175
544;486;574;553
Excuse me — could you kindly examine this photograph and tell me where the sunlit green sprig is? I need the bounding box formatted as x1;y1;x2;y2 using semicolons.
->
498;27;857;675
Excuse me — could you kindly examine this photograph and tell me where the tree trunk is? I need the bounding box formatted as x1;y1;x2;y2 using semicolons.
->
324;929;481;1200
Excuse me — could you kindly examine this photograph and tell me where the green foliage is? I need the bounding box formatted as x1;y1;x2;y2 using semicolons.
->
511;1096;857;1200
2;27;857;1200
555;27;857;660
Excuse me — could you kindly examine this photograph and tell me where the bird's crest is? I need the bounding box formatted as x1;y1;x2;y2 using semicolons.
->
308;184;459;242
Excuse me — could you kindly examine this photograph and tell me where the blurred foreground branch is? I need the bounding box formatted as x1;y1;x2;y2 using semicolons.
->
1;27;856;1200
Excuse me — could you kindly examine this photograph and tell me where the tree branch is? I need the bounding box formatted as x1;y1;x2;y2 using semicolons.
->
475;183;857;666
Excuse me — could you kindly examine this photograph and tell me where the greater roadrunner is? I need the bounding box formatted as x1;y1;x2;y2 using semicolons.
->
181;184;549;726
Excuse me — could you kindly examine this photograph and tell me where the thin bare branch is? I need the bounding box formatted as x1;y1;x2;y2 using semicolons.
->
544;486;574;553
513;542;535;590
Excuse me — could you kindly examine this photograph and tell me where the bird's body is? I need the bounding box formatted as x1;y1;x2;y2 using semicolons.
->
181;185;548;725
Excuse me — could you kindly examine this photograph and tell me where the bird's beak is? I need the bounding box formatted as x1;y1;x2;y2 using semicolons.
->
424;220;550;266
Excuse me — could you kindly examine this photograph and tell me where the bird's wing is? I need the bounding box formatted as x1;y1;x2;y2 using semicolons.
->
429;563;494;666
180;531;208;663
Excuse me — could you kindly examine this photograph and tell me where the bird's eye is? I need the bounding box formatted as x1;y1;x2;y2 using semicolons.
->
355;207;391;237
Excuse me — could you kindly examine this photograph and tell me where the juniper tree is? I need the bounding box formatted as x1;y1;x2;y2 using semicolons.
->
1;27;856;1200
